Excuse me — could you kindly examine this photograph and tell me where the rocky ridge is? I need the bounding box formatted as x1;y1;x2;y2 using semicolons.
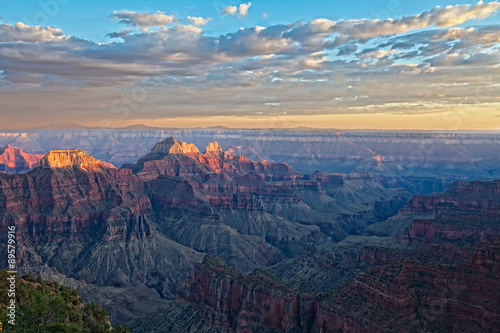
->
0;147;203;310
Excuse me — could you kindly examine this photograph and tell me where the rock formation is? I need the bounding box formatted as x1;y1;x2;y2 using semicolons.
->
367;179;500;246
0;144;43;174
0;148;203;305
38;149;116;170
125;137;406;270
174;237;500;332
149;137;200;155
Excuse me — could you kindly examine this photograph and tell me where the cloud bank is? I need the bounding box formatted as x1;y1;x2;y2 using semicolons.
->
0;1;499;129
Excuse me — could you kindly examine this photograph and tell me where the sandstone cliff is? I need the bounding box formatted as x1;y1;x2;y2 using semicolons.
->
0;148;203;302
0;144;43;174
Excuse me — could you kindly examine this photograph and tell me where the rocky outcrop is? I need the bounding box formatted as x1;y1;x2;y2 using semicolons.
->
38;149;116;170
326;237;500;332
403;180;500;246
150;137;200;155
205;142;223;155
0;144;43;174
178;255;312;333
129;300;222;333
407;179;500;214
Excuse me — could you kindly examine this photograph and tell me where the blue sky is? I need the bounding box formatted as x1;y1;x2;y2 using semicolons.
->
2;0;499;42
0;1;500;130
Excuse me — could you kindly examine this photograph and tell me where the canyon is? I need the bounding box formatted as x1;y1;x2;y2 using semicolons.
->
137;175;500;332
0;133;498;331
0;137;407;325
173;237;500;332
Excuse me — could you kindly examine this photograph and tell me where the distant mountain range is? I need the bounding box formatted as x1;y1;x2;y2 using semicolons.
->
15;122;500;133
1;129;499;196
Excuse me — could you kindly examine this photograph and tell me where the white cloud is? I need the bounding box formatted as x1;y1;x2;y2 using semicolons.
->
301;51;328;69
0;22;69;43
113;10;177;32
222;6;238;16
432;0;500;27
187;16;212;26
221;3;251;17
174;24;203;35
361;49;399;59
238;2;252;16
329;1;500;39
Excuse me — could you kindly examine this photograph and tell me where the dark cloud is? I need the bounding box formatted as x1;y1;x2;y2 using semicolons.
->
106;30;133;38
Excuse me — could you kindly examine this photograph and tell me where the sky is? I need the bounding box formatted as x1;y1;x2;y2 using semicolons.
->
0;0;499;130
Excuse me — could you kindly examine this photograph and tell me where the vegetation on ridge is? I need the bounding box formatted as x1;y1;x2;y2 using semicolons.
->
0;270;129;333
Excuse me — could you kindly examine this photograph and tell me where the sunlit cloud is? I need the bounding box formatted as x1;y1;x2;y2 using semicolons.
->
112;10;178;32
0;2;499;129
221;2;252;17
187;16;212;26
222;5;238;16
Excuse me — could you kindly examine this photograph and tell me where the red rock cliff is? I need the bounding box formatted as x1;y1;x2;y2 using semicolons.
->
178;238;500;332
0;144;44;174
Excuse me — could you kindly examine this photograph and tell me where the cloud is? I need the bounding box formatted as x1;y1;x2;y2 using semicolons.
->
238;2;252;16
113;10;177;32
433;25;500;48
221;3;251;17
337;44;357;56
222;6;238;16
360;49;399;59
106;30;133;38
327;1;500;39
174;24;203;35
432;0;500;27
301;51;328;69
0;22;69;43
1;3;500;128
188;16;212;26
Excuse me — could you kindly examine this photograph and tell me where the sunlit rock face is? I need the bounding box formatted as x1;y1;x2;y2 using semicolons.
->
0;144;43;174
150;137;200;155
204;142;223;155
38;149;116;170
